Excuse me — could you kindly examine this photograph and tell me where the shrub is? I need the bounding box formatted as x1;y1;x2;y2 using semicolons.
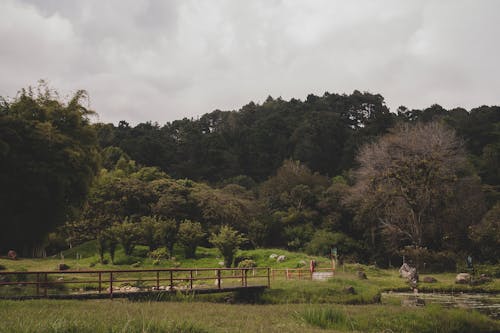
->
237;259;257;268
178;220;205;259
150;247;169;260
210;225;247;267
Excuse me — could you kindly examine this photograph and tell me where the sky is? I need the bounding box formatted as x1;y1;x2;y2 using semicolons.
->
1;0;499;124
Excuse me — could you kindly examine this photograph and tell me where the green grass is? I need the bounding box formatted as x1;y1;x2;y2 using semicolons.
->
0;299;497;333
300;304;500;333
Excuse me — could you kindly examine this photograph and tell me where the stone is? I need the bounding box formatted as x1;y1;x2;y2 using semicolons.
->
423;276;437;283
276;255;287;262
455;273;471;284
399;263;418;285
269;254;278;259
357;271;367;279
218;261;225;266
7;250;17;260
343;285;356;294
58;263;70;271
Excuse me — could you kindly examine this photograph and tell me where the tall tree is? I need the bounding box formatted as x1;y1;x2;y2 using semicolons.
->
349;122;484;258
0;84;100;255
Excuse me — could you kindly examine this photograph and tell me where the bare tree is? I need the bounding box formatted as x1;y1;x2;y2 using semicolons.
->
349;122;482;252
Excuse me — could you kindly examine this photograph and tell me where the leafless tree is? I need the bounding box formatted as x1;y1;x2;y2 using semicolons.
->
348;122;483;252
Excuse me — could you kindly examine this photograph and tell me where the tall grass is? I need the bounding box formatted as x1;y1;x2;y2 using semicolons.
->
300;304;500;333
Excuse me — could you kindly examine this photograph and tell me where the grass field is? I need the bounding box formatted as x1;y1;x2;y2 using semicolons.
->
1;243;499;332
0;299;498;333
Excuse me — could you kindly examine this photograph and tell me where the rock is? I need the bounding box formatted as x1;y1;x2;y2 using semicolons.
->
277;255;287;262
218;261;225;266
129;287;140;292
423;276;437;283
7;250;17;260
399;263;418;284
357;271;367;279
58;263;70;271
455;273;471;284
131;261;141;268
269;254;278;259
297;260;307;267
343;285;356;294
57;277;64;281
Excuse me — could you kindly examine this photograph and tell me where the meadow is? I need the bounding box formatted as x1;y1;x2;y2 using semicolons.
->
1;243;499;332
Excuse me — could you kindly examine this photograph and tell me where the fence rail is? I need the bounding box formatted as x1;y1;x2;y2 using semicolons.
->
270;268;334;280
0;267;270;299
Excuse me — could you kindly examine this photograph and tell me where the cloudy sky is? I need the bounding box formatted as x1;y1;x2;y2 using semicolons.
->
1;0;499;124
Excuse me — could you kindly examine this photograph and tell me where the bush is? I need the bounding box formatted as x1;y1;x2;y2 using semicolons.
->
400;247;456;273
150;248;169;260
210;225;247;267
306;230;363;260
237;259;257;268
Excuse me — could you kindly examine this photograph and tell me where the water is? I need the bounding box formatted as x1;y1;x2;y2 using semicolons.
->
382;291;500;319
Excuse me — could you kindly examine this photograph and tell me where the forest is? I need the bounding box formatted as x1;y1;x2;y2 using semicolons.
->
1;84;499;269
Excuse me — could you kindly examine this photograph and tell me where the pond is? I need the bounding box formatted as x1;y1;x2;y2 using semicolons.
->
382;291;500;319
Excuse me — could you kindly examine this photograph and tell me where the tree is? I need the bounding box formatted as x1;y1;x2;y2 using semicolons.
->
109;219;142;256
157;218;178;257
210;225;247;267
469;203;500;263
139;216;164;251
177;220;205;258
0;83;100;255
349;122;484;257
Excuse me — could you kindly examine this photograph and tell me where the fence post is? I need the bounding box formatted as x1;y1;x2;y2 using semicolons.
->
44;273;48;297
169;270;174;291
98;272;102;294
156;271;160;290
190;270;193;290
217;269;221;289
244;269;248;287
110;272;113;299
267;267;271;287
36;273;40;296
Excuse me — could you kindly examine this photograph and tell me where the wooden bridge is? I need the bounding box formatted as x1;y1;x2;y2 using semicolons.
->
0;267;270;300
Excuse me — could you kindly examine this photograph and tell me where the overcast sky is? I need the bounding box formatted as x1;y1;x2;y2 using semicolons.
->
1;0;499;124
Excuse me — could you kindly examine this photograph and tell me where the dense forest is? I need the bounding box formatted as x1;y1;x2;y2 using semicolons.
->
1;84;499;268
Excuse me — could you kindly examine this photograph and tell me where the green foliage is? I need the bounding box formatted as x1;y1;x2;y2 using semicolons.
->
237;259;257;268
209;225;247;267
306;230;362;260
108;219;142;256
0;82;100;255
469;202;500;263
177;220;205;258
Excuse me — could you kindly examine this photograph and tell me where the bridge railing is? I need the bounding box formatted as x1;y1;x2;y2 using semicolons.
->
270;268;334;280
0;267;271;299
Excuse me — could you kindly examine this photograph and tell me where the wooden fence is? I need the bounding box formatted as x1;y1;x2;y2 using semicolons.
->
0;267;270;299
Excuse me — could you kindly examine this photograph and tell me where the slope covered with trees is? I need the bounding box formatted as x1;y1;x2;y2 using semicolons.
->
1;84;499;268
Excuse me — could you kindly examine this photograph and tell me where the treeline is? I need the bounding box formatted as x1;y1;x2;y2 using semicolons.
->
94;92;500;189
1;84;499;268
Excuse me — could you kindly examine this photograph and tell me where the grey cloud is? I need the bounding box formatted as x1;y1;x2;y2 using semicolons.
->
1;0;499;124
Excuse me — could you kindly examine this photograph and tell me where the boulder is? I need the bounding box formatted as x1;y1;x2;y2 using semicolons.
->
423;276;437;283
455;273;471;284
276;255;287;262
7;250;17;260
399;263;418;285
357;271;367;279
58;263;70;271
269;254;278;259
343;285;356;294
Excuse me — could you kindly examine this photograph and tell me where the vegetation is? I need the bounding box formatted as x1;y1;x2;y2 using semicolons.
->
210;225;247;267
